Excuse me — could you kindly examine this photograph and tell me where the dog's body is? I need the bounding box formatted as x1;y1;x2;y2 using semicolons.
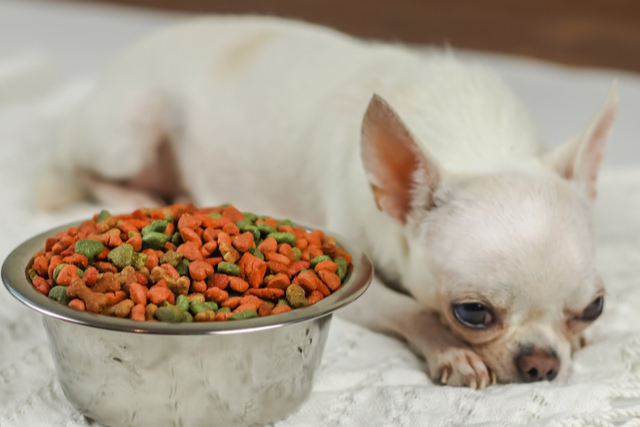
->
41;16;617;388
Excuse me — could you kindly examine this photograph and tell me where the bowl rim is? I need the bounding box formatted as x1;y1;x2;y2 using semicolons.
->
2;219;373;335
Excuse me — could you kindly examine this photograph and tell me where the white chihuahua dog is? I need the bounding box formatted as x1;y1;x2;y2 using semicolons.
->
40;16;617;388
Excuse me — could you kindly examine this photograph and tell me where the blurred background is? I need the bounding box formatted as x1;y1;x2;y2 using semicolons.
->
1;0;639;166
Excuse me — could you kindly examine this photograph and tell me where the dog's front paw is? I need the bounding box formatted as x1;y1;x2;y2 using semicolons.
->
428;347;495;389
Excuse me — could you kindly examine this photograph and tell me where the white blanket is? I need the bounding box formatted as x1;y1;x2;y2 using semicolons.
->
1;1;640;426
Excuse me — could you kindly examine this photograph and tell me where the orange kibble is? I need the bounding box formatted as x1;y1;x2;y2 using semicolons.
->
232;232;254;252
267;261;290;277
264;217;277;228
191;280;207;293
180;228;202;245
147;284;174;305
318;270;342;291
209;273;229;289
266;273;290;290
177;241;204;261
68;299;86;311
246;288;285;300
314;260;337;274
130;304;146;321
164;222;175;236
265;252;291;266
258;237;277;254
145;253;159;270
289;260;310;276
188;260;214;281
277;244;296;263
217;231;231;245
32;276;50;295
48;255;63;280
221;206;245;223
221;296;242;309
292;271;318;293
215;311;232;321
33;255;49;277
178;214;202;231
105;290;127;305
271;305;292;315
222;223;240;236
203;228;221;242
233;303;258;314
129;283;148;305
200;240;218;257
308;290;324;305
204;286;229;303
55;264;78;286
258;301;272;317
126;235;142;252
228;276;249;293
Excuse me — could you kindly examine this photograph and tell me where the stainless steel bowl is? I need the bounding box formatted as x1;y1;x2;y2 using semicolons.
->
2;221;373;427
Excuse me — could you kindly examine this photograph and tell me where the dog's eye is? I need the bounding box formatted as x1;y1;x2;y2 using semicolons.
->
453;303;493;328
578;296;604;321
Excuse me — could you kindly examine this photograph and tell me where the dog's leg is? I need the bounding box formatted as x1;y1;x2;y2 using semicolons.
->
339;277;493;389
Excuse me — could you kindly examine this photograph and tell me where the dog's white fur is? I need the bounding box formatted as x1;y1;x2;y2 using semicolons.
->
40;16;617;388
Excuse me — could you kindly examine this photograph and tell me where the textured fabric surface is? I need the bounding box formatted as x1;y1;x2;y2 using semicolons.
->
2;50;640;427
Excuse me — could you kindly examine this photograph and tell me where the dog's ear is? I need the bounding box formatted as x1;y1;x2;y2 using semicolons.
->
361;94;442;224
544;82;618;200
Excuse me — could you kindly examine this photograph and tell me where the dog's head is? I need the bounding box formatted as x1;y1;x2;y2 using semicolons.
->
360;86;617;383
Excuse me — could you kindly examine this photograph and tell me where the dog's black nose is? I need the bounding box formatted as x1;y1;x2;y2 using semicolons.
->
516;350;560;382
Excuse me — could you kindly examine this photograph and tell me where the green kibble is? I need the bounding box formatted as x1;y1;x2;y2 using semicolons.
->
28;269;38;281
276;299;290;307
244;225;260;241
236;217;254;230
142;231;171;250
300;269;309;273
141;220;168;236
292;248;302;261
259;215;270;221
310;255;332;268
286;284;308;308
127;230;141;239
77;269;83;278
217;262;240;276
49;286;71;305
155;305;186;323
207;213;222;219
175;259;190;276
159;250;183;267
219;203;231;208
171;232;184;246
256;222;277;236
52;263;68;282
132;252;148;270
247;246;264;261
164;214;173;222
229;310;258;320
266;232;296;246
218;307;231;313
243;212;259;222
335;256;348;280
205;302;218;312
189;300;210;315
176;294;189;312
184;312;193;323
279;219;293;227
96;209;111;223
107;244;134;269
160;300;173;308
74;239;105;259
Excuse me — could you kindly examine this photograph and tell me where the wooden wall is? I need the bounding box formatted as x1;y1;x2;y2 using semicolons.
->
82;0;640;73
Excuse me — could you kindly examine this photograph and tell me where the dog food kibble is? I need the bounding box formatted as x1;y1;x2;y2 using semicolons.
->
27;204;353;323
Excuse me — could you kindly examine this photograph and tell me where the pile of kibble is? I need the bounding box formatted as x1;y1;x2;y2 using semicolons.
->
27;204;353;322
